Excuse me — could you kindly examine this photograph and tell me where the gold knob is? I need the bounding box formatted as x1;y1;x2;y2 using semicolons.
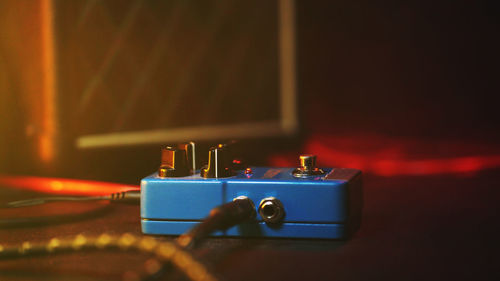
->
300;154;316;171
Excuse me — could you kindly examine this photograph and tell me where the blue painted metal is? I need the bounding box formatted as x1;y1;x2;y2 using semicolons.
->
142;221;347;239
141;167;362;239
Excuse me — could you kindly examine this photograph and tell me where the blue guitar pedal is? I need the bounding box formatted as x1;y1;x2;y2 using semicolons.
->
141;142;362;239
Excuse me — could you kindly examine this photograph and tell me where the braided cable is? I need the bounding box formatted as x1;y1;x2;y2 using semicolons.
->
0;233;218;281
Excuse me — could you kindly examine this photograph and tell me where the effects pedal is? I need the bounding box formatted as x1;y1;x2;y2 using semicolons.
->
141;142;362;239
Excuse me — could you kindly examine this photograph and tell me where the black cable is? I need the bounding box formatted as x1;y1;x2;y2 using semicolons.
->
0;194;256;281
0;191;140;228
0;203;113;229
177;196;256;249
0;190;141;208
139;196;256;281
0;196;108;208
140;196;256;281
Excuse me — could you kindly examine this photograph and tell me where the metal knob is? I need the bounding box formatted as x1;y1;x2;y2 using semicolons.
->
178;141;196;172
300;155;317;171
292;154;325;178
200;144;233;178
158;142;196;177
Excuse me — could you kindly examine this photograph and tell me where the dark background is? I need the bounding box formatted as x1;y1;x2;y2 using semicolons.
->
1;1;499;280
1;0;499;180
298;0;499;139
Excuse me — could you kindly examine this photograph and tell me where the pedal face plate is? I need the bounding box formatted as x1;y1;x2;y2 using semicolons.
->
141;167;362;239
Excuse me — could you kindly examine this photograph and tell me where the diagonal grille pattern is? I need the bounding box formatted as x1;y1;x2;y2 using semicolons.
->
55;0;280;137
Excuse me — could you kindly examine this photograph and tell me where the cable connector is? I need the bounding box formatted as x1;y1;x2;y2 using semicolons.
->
107;190;141;204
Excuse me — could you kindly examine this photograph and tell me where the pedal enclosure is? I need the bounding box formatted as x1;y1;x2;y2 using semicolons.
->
141;167;362;239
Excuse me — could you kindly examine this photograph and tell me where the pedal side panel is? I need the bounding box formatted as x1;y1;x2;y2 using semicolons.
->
226;180;348;223
141;179;224;220
140;167;362;239
141;220;347;239
141;173;349;222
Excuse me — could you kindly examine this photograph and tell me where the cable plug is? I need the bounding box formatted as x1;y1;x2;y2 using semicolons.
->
177;196;255;248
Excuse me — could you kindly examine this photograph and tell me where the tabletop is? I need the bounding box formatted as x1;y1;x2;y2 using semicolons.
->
1;170;499;281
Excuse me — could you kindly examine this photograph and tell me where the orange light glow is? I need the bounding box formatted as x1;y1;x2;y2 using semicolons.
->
0;175;139;196
39;0;57;163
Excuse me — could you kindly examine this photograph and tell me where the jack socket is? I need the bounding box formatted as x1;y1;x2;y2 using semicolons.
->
258;197;285;224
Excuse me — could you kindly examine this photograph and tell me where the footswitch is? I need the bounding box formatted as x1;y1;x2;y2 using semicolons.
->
141;142;362;239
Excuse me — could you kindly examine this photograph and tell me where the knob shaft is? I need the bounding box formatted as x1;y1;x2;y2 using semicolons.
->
178;141;196;173
201;144;233;178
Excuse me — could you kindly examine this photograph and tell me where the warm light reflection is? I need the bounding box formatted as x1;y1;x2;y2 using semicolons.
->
270;135;500;176
39;0;57;163
0;176;139;196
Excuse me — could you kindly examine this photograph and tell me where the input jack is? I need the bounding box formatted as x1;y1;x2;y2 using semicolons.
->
258;197;285;224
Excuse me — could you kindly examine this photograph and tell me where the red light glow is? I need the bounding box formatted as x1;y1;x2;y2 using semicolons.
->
269;135;500;176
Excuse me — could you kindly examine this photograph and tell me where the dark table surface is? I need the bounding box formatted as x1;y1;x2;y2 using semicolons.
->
1;170;499;281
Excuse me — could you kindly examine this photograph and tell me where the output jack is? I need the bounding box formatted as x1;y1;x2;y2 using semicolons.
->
258;197;285;224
